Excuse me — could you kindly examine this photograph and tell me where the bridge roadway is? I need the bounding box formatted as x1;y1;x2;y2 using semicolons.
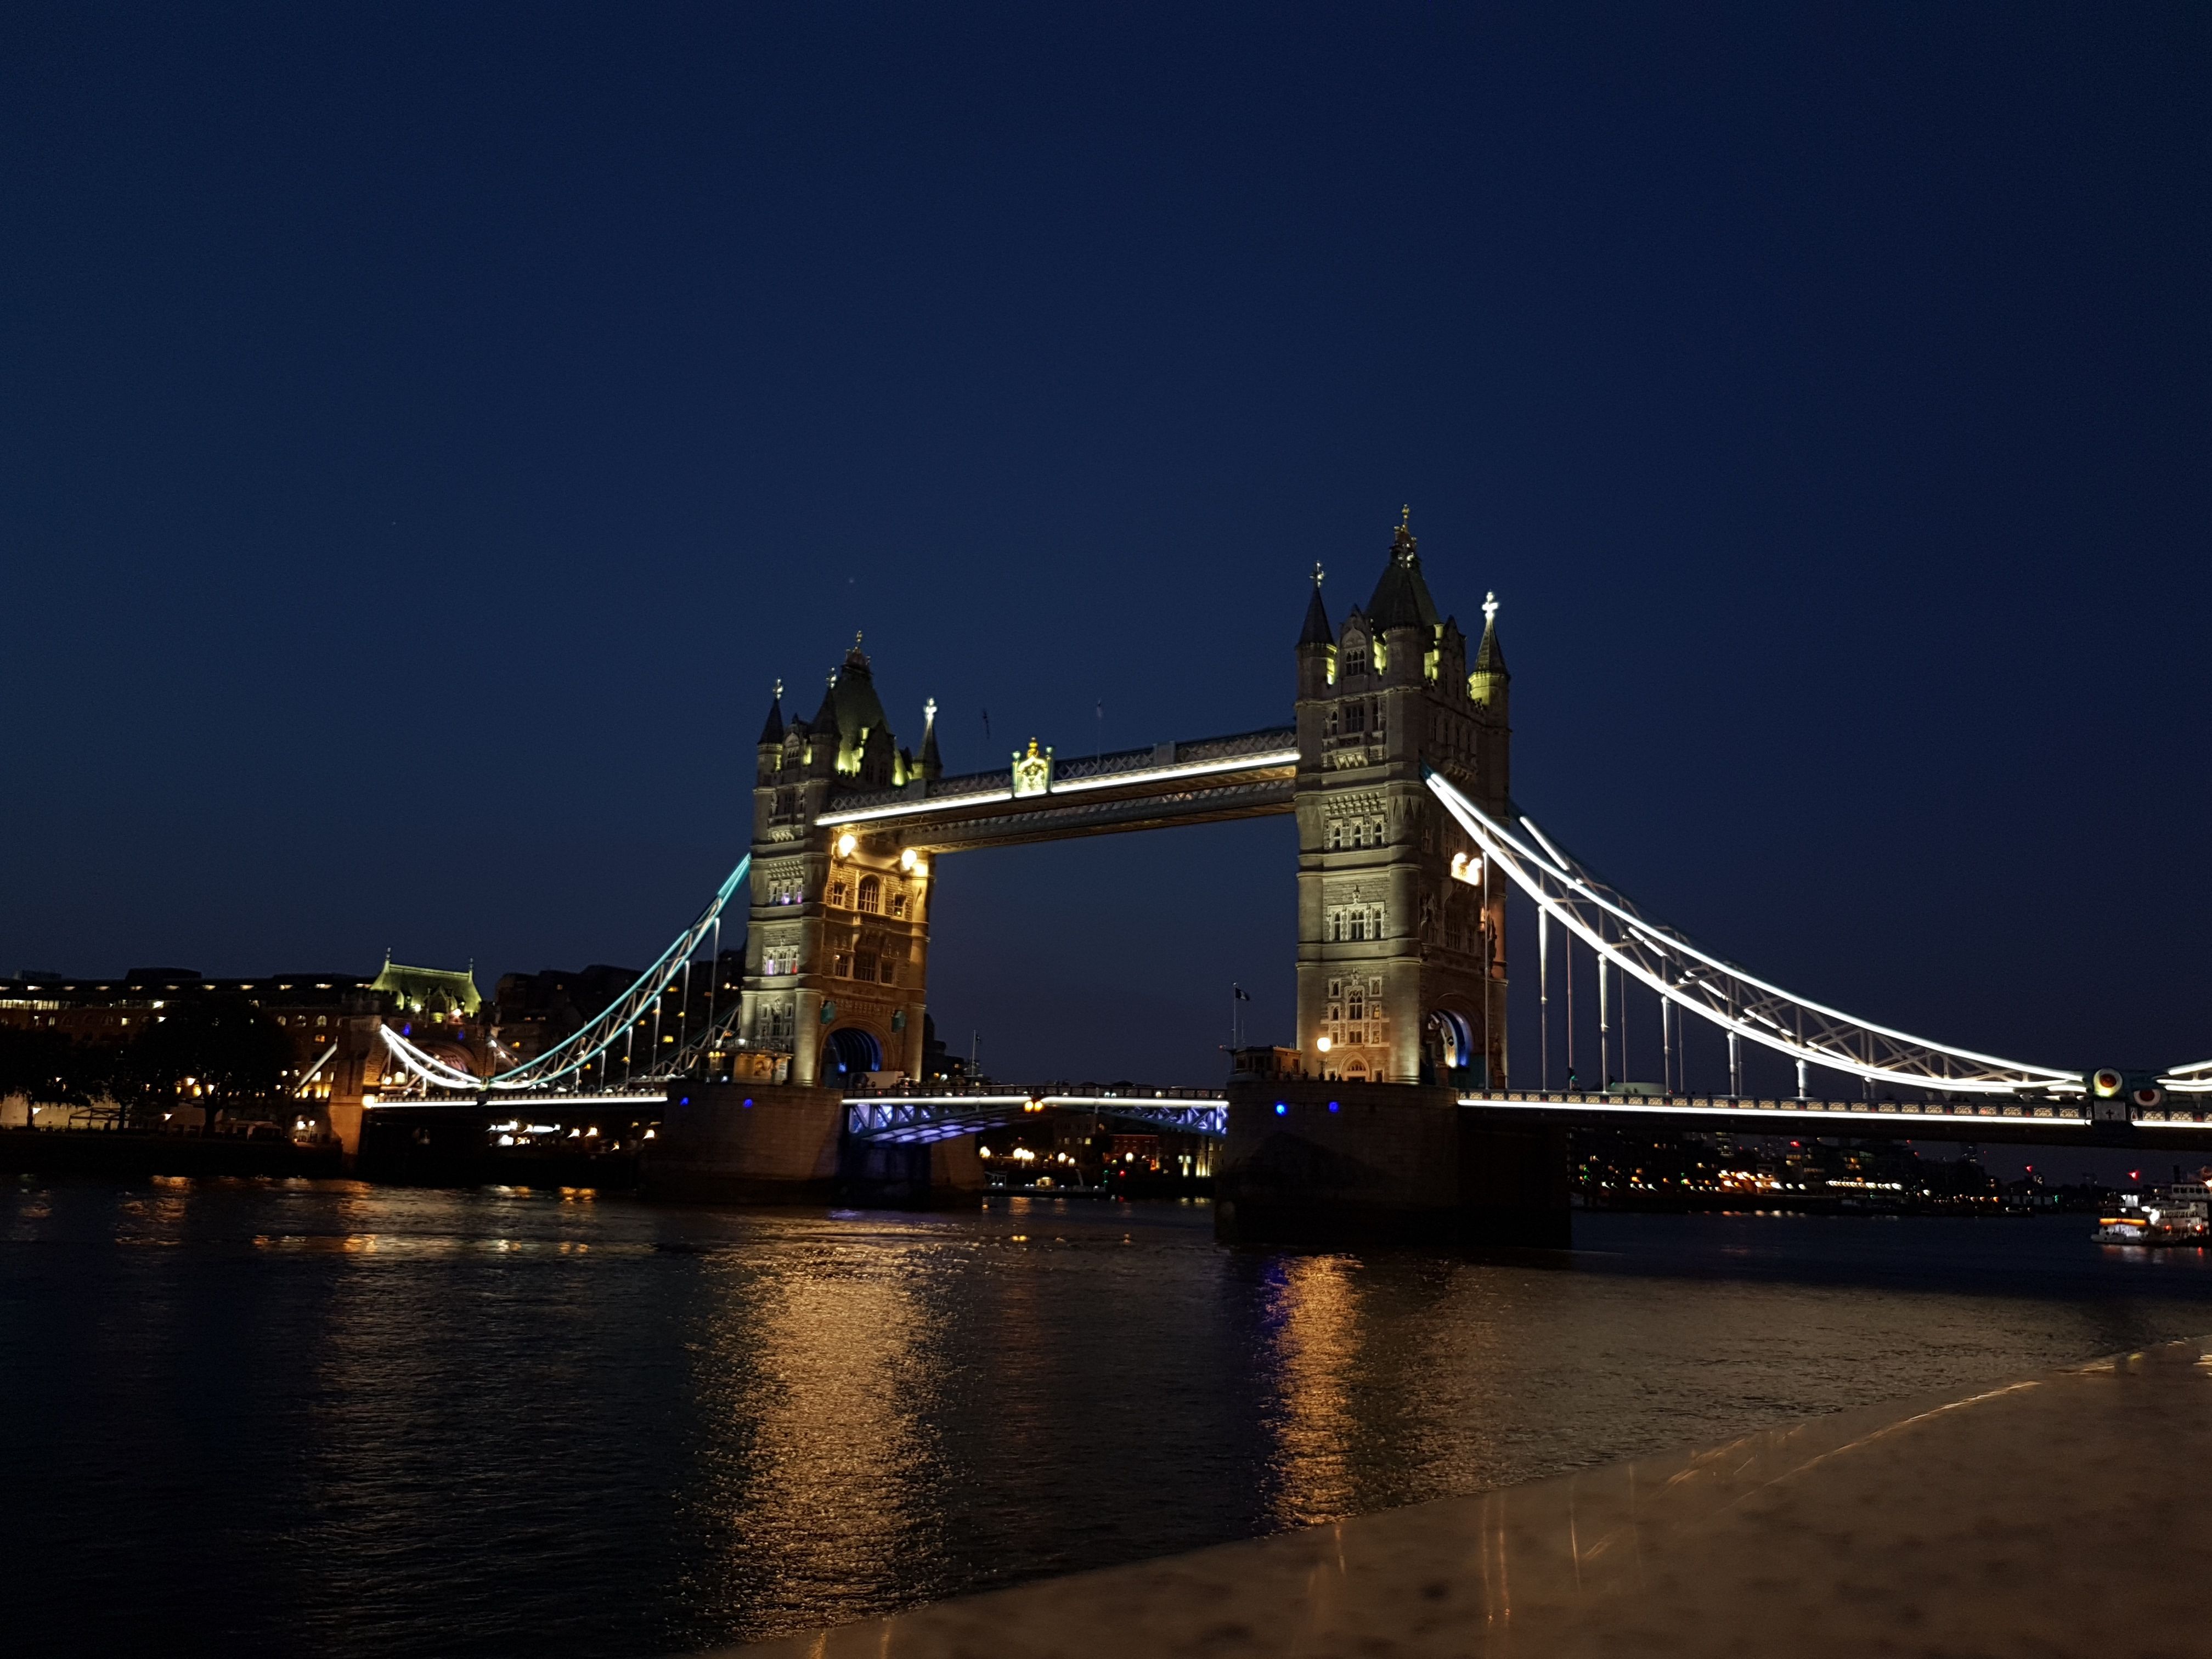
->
843;1084;2212;1149
377;1080;2212;1151
812;726;1299;851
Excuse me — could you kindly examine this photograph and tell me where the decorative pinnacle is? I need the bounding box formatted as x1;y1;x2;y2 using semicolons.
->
923;696;937;728
1312;560;1324;589
774;677;783;701
1401;504;1411;529
1482;591;1499;626
854;629;864;647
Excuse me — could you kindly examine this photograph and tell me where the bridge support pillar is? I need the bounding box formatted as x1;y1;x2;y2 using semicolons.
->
642;1082;845;1204
642;1082;984;1209
1214;1079;1569;1249
837;1135;985;1210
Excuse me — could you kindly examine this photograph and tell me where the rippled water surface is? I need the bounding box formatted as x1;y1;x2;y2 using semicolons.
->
7;1176;2212;1657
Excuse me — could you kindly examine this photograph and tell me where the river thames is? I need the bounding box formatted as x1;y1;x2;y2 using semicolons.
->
8;1178;2212;1657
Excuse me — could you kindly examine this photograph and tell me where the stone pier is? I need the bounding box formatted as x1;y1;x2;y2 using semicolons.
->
643;1081;983;1208
1213;1077;1569;1248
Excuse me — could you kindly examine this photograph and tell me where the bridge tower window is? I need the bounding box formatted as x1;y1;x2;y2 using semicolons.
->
857;876;881;913
832;950;853;978
889;890;907;918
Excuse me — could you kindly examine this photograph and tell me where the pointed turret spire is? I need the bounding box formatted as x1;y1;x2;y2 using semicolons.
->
919;696;943;778
1472;591;1507;674
1298;561;1334;646
757;679;786;746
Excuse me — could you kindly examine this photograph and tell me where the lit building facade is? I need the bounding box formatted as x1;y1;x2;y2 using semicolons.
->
1293;514;1511;1085
741;640;941;1085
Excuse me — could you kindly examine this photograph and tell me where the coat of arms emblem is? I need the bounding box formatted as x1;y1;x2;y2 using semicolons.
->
1011;737;1053;798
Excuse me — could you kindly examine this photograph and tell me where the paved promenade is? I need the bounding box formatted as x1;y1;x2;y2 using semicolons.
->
723;1336;2212;1658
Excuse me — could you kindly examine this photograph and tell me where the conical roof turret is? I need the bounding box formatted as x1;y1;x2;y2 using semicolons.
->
919;696;943;779
1367;509;1441;633
1472;592;1508;675
827;634;890;743
1298;572;1334;646
757;682;786;746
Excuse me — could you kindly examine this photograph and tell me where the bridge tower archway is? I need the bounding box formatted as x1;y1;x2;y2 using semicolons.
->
1424;1005;1480;1086
822;1024;884;1084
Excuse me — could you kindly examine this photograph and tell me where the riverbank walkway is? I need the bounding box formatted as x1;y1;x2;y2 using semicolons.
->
723;1335;2212;1657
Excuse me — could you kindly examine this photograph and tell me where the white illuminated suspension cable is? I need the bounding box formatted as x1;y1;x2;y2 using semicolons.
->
484;854;752;1088
1424;770;2076;1094
374;854;753;1098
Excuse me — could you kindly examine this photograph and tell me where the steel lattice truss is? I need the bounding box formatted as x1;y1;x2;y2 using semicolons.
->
1424;771;2080;1097
377;854;752;1097
844;1091;1227;1144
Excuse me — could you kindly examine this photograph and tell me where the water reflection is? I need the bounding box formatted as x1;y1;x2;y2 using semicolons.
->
685;1238;950;1635
8;1188;2212;1659
1258;1254;1363;1527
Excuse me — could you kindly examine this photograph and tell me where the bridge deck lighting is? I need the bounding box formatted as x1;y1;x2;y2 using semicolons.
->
836;832;858;857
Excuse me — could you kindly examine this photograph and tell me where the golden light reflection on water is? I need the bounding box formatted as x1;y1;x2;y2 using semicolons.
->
687;1244;947;1630
1262;1254;1367;1528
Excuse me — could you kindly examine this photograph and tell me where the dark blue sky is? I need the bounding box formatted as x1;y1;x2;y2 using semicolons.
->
5;4;2208;1093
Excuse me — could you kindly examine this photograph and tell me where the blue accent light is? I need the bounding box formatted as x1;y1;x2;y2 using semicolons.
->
1273;1102;1288;1116
1328;1101;1340;1113
678;1096;691;1107
742;1098;754;1109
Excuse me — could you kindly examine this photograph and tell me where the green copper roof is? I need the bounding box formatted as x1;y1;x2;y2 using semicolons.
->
370;956;482;1015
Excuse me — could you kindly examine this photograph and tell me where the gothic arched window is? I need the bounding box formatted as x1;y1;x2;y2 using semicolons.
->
857;876;881;913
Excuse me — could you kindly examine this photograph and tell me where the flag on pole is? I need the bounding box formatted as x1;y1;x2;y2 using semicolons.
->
1233;985;1251;1002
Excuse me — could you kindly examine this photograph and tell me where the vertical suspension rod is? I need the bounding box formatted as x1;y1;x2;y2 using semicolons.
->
1596;926;1610;1088
1565;932;1576;1089
1538;907;1550;1093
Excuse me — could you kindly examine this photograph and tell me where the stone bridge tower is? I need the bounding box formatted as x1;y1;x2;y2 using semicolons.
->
1293;513;1511;1087
738;637;941;1087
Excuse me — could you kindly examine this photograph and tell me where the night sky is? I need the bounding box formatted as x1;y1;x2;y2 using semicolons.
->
6;6;2208;1107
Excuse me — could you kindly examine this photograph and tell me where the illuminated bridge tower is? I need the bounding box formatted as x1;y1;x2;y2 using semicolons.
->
740;637;941;1087
1294;512;1511;1087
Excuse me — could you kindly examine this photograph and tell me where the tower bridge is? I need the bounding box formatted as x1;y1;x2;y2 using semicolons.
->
730;510;1509;1092
363;510;2212;1241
